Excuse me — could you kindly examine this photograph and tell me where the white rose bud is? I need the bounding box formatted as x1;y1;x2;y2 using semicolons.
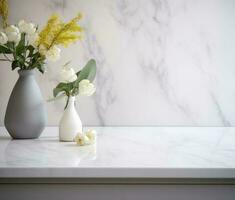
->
85;129;97;144
79;79;96;96
59;67;77;83
74;133;90;146
5;25;21;43
46;45;61;61
0;32;8;44
18;20;36;34
5;25;20;34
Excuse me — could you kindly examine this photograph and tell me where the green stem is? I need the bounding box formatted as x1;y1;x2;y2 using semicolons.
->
3;54;12;62
0;58;9;61
64;95;70;110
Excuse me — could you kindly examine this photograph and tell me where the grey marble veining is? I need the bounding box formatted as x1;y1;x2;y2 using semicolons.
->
0;0;235;126
0;127;235;178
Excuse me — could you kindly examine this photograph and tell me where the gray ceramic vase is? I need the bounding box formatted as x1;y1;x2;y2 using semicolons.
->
4;70;47;139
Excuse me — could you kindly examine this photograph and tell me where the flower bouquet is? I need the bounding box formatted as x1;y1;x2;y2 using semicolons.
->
2;14;83;139
52;59;96;141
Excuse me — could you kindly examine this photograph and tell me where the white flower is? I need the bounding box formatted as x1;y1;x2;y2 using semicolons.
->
59;67;77;83
74;133;90;146
18;20;36;35
26;32;38;46
0;32;8;44
79;79;96;96
39;45;61;62
5;25;21;43
85;129;97;144
5;25;19;34
45;45;61;61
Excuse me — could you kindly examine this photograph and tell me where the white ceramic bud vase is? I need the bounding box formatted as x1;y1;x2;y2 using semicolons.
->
59;96;82;141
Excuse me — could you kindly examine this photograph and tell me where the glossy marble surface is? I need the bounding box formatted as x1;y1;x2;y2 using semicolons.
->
1;0;235;126
0;127;235;178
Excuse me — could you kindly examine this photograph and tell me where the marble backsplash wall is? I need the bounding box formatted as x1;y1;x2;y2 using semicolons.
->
0;0;235;126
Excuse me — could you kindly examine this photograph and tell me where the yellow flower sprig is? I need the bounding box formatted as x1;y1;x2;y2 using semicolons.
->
0;0;8;28
38;13;83;50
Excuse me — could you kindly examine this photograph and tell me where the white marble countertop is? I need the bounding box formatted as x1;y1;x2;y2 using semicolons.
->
0;127;235;179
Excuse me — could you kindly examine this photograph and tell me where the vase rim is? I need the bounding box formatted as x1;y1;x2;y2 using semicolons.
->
18;69;35;76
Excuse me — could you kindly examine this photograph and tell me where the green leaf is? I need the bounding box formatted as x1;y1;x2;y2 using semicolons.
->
5;41;15;52
53;86;64;97
17;54;25;65
71;86;79;96
27;52;46;73
11;60;21;70
37;64;45;74
53;82;73;97
16;33;26;56
27;45;35;57
76;59;96;83
0;45;11;54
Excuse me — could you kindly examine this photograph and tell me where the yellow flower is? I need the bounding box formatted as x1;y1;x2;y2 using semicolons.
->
38;13;83;51
0;0;8;28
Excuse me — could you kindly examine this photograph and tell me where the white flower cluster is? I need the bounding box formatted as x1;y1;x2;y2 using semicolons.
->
39;44;61;62
74;129;97;146
59;66;78;83
0;20;61;62
0;20;38;46
79;79;96;96
59;66;96;96
5;25;20;43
